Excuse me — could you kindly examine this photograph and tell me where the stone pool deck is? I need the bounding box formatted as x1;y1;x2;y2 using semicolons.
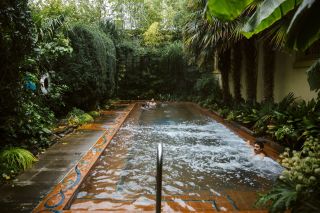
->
0;103;134;213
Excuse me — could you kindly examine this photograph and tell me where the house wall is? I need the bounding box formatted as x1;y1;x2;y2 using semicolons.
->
228;42;318;103
273;51;318;102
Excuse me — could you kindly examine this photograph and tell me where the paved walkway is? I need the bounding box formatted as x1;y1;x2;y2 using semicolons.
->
0;104;130;213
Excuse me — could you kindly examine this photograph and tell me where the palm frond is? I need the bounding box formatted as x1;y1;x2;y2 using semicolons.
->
256;182;297;213
278;92;296;111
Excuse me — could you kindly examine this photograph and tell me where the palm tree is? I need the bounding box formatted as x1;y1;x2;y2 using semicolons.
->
183;0;242;103
243;38;258;104
219;49;232;102
262;41;275;102
231;42;243;102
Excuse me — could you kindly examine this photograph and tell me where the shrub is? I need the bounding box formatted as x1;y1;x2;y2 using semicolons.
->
78;113;94;125
2;99;55;149
88;111;100;118
0;147;38;178
58;24;116;110
0;0;34;119
67;108;94;126
256;137;320;212
194;73;222;102
116;39;200;100
67;107;85;117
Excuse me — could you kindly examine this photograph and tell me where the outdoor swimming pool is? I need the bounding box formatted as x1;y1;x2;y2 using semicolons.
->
69;103;283;211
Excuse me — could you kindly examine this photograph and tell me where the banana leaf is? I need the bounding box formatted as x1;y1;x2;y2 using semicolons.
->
286;0;320;50
307;59;320;91
207;0;254;21
242;0;302;38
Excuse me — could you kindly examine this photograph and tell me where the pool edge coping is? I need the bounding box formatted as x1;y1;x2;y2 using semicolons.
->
32;103;137;213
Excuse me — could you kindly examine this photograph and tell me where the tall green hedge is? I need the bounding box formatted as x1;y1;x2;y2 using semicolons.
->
0;0;34;118
57;24;116;109
116;40;200;99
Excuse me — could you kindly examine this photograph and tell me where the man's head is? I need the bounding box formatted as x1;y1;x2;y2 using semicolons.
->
254;140;264;153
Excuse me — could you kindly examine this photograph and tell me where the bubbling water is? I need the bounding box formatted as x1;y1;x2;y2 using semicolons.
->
120;119;283;193
72;103;283;210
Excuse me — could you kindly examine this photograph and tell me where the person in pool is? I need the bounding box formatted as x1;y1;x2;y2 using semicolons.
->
141;98;157;110
148;98;157;108
253;140;266;158
246;139;266;159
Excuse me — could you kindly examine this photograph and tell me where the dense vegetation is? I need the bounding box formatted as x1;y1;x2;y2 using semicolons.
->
0;0;319;212
0;0;205;179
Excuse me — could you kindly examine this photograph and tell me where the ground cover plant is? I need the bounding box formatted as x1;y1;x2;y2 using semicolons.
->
0;147;38;180
256;136;320;212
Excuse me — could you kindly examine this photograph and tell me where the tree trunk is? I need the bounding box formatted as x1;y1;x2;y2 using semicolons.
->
244;39;258;104
232;43;242;102
263;42;275;103
219;49;231;103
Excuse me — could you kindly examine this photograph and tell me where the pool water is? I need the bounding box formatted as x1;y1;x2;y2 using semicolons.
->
70;103;283;211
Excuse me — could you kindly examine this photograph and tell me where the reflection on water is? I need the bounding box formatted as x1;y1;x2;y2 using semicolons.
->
70;103;283;211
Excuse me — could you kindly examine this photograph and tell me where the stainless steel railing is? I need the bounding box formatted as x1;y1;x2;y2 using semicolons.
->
156;143;163;213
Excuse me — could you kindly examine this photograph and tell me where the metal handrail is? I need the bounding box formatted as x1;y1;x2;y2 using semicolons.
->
156;143;163;213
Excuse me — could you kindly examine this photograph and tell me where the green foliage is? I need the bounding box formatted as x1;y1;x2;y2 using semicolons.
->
78;113;94;125
0;0;34;124
274;125;296;141
2;100;55;149
210;93;320;149
194;73;222;102
58;24;116;109
0;147;38;178
67;108;94;126
307;59;320;92
44;75;70;115
256;182;298;213
257;137;320;212
207;0;255;21
207;0;320;52
88;111;100;118
117;38;199;99
183;0;242;67
286;0;320;51
108;0;188;31
143;22;165;46
0;0;74;155
99;20;121;42
67;107;85;117
242;0;302;38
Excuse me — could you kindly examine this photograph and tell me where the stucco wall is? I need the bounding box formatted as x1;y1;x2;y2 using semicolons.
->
273;51;318;102
228;42;318;103
256;42;264;102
